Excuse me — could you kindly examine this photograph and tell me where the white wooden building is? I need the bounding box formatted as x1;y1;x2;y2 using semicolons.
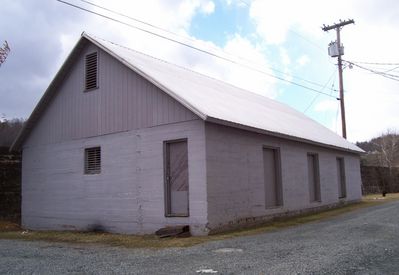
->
11;33;363;235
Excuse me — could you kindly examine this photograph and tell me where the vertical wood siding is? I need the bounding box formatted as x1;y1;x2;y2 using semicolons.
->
24;44;198;147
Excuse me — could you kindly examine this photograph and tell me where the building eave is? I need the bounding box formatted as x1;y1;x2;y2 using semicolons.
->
205;117;364;154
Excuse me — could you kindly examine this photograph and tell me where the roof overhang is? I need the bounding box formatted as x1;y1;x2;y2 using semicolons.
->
10;32;364;155
11;33;208;152
206;117;364;154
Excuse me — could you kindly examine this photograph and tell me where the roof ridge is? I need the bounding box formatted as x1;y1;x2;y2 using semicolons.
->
83;33;338;134
10;32;362;153
83;32;271;100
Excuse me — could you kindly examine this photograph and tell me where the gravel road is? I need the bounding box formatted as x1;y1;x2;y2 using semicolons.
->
1;200;399;274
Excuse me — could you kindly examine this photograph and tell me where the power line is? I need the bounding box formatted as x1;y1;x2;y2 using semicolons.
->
347;60;399;66
56;0;339;98
345;60;399;82
248;8;334;69
383;65;399;73
335;100;340;134
78;0;201;44
74;0;336;90
237;0;251;6
303;95;320;114
304;69;337;113
323;74;337;126
288;29;325;53
237;0;328;54
76;0;333;90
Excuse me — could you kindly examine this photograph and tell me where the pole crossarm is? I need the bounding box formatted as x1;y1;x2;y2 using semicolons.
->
322;19;355;32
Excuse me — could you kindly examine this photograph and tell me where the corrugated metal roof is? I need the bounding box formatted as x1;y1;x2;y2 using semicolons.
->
11;33;363;153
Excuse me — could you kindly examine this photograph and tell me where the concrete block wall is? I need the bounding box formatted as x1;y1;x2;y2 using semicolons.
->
21;119;208;235
205;123;362;231
20;118;362;236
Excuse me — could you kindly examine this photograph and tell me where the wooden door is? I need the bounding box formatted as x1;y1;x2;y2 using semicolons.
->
337;158;346;198
308;154;320;202
165;140;189;216
263;148;282;207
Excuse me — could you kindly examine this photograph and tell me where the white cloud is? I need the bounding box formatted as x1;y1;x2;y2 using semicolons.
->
2;0;398;143
188;34;277;98
345;69;399;142
249;0;291;44
279;47;290;66
1;0;280;119
314;100;338;112
248;0;399;141
223;0;246;8
79;0;277;99
248;0;358;45
296;55;310;67
329;111;342;137
221;35;277;98
200;1;215;14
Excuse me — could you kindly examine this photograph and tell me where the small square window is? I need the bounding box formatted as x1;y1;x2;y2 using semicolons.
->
85;147;101;174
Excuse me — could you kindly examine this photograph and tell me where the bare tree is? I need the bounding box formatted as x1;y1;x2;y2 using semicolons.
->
0;40;11;67
379;130;398;166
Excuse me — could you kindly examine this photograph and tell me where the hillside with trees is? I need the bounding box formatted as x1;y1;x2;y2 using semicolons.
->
356;130;399;194
0;118;24;149
0;118;23;219
356;130;399;168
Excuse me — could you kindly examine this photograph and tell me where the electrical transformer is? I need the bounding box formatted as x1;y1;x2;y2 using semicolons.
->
328;41;344;57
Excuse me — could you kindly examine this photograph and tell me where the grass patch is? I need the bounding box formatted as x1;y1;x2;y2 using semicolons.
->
0;220;20;232
362;192;399;202
0;194;398;249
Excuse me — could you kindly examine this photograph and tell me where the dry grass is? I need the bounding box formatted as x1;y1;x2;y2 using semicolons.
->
0;220;20;232
0;193;398;249
362;192;399;202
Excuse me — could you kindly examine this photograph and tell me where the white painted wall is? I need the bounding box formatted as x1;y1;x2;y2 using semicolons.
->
22;119;362;235
205;123;362;231
20;39;362;236
21;41;208;235
25;43;197;147
22;120;208;235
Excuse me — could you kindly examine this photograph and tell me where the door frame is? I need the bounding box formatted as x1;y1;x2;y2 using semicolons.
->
336;157;346;198
307;152;321;202
163;138;189;217
262;146;283;208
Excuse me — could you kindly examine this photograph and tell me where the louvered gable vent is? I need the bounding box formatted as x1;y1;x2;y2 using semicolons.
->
85;147;101;174
85;52;98;90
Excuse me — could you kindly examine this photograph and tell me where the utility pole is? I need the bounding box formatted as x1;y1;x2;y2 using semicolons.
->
322;19;354;139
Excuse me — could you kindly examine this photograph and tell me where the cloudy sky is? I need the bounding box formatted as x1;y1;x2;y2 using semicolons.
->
1;0;398;142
